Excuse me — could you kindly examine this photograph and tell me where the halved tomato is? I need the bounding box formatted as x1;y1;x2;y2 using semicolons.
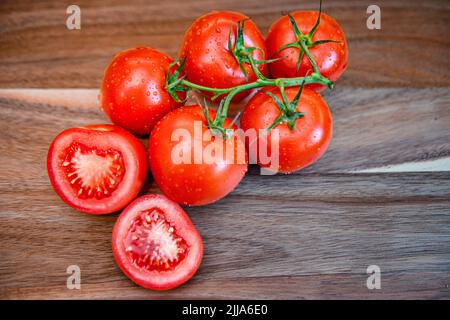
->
47;124;148;214
112;194;203;290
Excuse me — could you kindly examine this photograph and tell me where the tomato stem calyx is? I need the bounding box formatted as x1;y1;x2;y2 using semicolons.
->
262;78;307;132
197;97;235;139
273;0;340;75
227;20;278;82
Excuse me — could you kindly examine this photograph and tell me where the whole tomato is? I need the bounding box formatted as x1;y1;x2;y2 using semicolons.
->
179;11;267;102
240;87;332;174
101;47;185;135
266;11;348;91
149;105;248;206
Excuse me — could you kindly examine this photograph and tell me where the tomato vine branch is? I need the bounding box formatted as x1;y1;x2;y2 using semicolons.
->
165;5;335;137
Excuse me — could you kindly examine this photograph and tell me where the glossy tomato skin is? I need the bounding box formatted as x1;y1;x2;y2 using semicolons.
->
47;124;148;214
179;11;267;102
112;194;203;290
101;47;185;135
240;87;332;174
266;11;348;91
149;105;248;206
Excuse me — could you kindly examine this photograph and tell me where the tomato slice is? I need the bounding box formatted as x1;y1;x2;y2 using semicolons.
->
47;124;148;214
112;194;203;290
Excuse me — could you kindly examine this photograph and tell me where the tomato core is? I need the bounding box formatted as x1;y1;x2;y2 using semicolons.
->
123;208;189;272
62;142;125;199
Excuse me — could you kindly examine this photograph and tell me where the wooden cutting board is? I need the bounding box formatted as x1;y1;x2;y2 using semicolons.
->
0;0;449;299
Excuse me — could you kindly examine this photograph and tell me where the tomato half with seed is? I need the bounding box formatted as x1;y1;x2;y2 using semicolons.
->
149;105;248;206
240;87;332;174
179;11;267;102
266;11;348;91
101;47;185;135
112;194;203;290
47;124;148;214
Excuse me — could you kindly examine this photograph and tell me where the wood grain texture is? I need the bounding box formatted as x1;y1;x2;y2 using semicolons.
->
1;0;449;88
0;88;449;299
1;0;449;300
1;87;448;174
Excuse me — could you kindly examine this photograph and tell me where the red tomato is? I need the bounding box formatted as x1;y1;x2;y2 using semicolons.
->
266;11;348;91
47;124;148;214
240;87;332;173
179;11;267;102
149;105;247;206
101;47;185;135
112;194;203;290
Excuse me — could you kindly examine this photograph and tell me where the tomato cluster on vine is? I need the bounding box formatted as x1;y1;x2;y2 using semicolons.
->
47;1;348;290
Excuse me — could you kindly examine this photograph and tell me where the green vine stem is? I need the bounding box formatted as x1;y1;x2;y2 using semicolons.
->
167;63;332;132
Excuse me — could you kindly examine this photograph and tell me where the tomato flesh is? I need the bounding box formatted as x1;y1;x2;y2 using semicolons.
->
123;208;188;272
62;142;125;199
112;194;203;290
47;124;148;214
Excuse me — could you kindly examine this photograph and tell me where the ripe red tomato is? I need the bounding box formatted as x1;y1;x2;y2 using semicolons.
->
240;87;332;173
266;11;348;91
47;124;148;214
112;194;203;290
179;11;267;102
149;105;248;206
101;47;185;135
